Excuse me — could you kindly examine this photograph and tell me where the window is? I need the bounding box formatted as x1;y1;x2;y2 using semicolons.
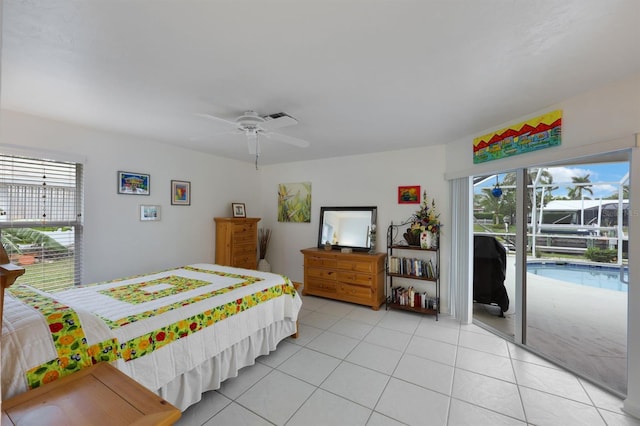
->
0;154;83;291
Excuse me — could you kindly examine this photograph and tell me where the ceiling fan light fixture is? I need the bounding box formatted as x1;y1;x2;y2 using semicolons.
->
236;111;265;129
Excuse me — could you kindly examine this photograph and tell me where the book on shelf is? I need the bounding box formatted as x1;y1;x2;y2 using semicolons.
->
388;256;436;279
389;285;439;310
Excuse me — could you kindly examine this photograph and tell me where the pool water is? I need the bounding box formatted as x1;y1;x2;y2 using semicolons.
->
527;262;628;292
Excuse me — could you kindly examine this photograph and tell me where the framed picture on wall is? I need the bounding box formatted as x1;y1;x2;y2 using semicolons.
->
171;180;191;205
118;171;150;195
232;203;246;218
140;205;160;221
398;185;420;204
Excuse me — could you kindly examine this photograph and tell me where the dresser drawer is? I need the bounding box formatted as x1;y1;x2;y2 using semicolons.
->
336;271;373;287
306;278;338;294
232;254;256;269
307;267;336;281
234;259;256;270
232;220;256;233
232;230;257;244
233;244;256;257
338;282;373;300
336;260;374;273
307;256;337;269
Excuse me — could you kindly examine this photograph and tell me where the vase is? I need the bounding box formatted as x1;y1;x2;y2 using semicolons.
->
420;232;437;249
420;231;430;249
258;258;271;272
430;232;438;249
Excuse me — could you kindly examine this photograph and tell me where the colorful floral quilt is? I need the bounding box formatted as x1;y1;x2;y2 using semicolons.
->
1;264;301;400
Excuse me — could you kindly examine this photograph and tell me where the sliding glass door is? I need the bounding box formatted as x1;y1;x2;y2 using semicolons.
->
472;173;517;339
524;160;628;394
472;157;629;394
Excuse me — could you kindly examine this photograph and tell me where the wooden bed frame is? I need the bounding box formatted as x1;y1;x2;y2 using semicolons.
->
0;244;181;425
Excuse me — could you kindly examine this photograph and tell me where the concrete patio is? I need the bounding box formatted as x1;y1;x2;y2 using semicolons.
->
473;254;627;395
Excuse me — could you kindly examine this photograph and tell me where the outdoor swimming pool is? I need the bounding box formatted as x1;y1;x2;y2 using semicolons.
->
527;262;628;292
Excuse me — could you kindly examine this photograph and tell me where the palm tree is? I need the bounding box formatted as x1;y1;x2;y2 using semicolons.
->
475;188;503;225
500;169;556;222
567;174;593;200
604;185;629;200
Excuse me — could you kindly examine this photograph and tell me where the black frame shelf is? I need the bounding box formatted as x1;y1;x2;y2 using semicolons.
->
389;245;438;252
386;221;440;320
386;301;438;316
387;273;437;282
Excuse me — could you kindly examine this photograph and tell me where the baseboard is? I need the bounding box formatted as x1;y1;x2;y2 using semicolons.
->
623;398;640;419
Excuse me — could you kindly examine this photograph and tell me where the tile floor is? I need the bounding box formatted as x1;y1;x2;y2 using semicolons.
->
175;294;640;426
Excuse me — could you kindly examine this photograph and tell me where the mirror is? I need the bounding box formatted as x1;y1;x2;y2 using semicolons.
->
317;206;377;252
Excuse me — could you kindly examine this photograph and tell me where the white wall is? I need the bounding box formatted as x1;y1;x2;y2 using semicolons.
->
445;72;640;178
258;146;449;311
0;110;260;283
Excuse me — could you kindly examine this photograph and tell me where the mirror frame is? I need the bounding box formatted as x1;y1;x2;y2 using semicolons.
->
317;206;377;252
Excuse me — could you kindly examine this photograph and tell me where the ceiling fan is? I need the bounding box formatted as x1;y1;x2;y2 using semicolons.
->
197;110;311;163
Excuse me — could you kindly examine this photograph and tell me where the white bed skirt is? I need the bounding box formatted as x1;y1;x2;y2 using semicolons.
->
156;318;296;411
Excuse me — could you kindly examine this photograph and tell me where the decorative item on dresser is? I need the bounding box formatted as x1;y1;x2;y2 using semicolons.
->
301;248;386;310
215;217;260;269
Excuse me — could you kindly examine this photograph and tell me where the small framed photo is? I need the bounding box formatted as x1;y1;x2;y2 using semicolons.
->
232;203;246;218
171;180;191;206
140;205;160;221
118;171;150;195
398;185;420;204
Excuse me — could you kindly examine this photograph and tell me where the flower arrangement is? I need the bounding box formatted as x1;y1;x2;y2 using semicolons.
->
411;191;440;235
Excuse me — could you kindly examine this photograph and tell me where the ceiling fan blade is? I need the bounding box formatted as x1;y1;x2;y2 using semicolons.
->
194;112;238;128
263;131;311;148
190;129;242;141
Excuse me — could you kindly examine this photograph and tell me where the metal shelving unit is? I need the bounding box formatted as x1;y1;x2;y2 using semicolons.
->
386;222;440;320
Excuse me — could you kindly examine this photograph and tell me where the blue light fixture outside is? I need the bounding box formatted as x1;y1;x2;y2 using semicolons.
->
492;175;502;198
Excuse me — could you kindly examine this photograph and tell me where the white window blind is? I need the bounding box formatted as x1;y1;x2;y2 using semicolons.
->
0;154;83;292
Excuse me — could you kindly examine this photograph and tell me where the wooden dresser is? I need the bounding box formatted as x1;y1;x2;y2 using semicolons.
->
214;217;261;269
300;248;386;310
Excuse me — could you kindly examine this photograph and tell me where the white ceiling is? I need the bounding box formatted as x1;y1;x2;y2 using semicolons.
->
2;1;639;165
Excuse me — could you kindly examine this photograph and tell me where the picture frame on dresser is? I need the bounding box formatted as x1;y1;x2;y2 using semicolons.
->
232;203;246;218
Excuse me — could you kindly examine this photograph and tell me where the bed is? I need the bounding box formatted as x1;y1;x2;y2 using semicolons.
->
1;261;302;411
